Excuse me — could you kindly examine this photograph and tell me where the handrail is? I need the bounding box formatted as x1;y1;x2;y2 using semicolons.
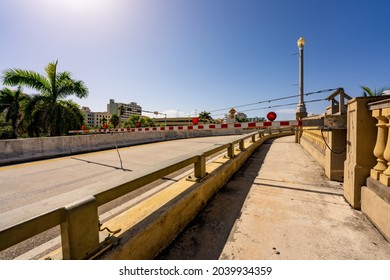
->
0;128;290;259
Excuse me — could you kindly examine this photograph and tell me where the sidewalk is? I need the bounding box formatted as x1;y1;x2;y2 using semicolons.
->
157;135;390;260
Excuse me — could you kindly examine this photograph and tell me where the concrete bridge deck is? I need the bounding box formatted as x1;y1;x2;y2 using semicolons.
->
157;136;390;260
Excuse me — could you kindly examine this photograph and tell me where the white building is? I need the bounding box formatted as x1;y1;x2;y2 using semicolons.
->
81;107;111;128
107;99;142;121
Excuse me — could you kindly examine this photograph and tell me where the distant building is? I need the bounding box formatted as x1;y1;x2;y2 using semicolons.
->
153;117;194;126
81;107;111;128
248;117;265;122
107;99;142;121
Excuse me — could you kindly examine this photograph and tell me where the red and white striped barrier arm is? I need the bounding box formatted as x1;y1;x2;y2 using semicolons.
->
69;120;301;134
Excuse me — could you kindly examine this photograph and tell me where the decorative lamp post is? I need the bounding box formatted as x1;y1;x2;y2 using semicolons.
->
296;36;307;120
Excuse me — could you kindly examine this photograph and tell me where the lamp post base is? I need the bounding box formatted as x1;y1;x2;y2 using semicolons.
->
295;111;308;143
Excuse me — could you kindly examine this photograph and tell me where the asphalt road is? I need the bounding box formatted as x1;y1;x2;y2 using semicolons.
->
0;134;244;259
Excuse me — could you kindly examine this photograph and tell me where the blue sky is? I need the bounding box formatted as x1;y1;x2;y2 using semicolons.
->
1;0;389;120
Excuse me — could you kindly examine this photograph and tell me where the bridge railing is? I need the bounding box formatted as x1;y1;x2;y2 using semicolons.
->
68;120;299;134
0;129;294;259
343;96;390;242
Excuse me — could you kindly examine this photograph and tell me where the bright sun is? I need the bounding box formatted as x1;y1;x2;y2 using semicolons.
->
40;0;112;15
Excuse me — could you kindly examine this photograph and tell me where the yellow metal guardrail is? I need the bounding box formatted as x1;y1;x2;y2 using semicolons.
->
0;128;290;259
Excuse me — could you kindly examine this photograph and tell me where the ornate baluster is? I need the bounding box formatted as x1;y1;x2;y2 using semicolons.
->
371;109;388;180
379;108;390;186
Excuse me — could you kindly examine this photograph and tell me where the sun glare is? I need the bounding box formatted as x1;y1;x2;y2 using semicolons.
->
39;0;115;16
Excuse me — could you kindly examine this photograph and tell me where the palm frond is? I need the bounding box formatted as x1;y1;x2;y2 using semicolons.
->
360;85;375;97
2;68;50;94
57;78;89;99
45;60;59;98
0;86;29;138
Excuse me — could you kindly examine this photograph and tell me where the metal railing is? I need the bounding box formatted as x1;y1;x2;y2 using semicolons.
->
0;128;291;259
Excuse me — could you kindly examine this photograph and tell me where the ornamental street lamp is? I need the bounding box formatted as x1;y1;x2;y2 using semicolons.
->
296;36;307;119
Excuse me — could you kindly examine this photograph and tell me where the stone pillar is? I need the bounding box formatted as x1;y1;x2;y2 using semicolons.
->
343;98;379;209
325;129;347;181
295;112;307;144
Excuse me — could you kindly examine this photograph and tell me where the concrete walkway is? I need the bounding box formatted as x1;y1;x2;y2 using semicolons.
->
158;135;390;260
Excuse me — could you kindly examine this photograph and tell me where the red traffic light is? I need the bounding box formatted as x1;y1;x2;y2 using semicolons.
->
192;117;199;125
267;112;277;121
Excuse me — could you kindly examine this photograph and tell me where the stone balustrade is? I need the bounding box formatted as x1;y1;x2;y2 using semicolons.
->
369;100;390;186
343;96;390;242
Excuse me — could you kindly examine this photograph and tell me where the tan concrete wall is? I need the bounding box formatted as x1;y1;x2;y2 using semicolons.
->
0;129;242;166
361;186;390;242
300;126;347;182
300;129;326;169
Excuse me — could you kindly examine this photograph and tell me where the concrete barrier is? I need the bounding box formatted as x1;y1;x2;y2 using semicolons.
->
300;129;326;169
0;129;242;166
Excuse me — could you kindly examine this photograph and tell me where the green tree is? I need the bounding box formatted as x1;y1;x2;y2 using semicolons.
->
116;104;124;127
110;114;120;128
123;115;153;128
124;115;140;128
235;112;248;123
100;116;108;128
198;111;213;124
0;113;13;139
143;116;154;127
2;60;88;136
0;86;29;138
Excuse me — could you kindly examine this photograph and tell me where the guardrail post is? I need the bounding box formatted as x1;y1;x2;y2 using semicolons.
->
194;155;207;180
239;139;245;151
259;130;263;138
227;143;235;158
61;196;100;260
251;134;256;143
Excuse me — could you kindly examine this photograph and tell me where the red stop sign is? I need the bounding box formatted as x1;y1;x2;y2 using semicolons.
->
136;122;141;127
267;112;277;121
192;117;199;125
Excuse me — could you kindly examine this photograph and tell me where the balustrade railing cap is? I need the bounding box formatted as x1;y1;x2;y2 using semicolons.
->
367;97;390;110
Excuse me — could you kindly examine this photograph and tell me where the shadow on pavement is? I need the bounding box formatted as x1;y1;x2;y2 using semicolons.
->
155;139;274;260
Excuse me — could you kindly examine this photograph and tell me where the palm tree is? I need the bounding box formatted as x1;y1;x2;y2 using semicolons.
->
0;113;13;139
110;114;120;128
117;104;124;127
100;116;108;128
198;111;213;124
124;115;145;128
361;85;390;97
2;60;88;136
0;86;29;138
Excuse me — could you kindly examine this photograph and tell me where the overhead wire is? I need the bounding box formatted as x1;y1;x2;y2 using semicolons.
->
208;88;338;114
210;98;327;117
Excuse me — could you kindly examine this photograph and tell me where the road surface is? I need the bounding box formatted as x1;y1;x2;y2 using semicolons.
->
0;134;244;259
